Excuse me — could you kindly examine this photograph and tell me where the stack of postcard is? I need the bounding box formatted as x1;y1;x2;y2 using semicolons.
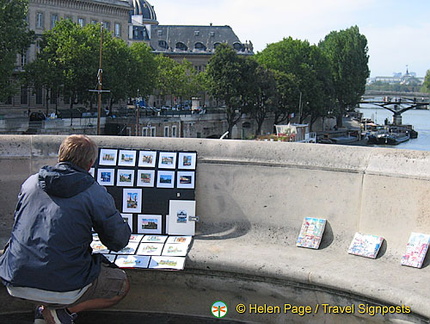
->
401;232;430;268
91;234;193;270
296;217;326;249
348;232;384;259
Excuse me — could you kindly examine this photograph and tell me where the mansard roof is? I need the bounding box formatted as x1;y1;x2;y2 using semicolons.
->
150;25;253;54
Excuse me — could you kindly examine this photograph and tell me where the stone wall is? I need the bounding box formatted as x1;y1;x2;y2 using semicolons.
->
1;135;430;321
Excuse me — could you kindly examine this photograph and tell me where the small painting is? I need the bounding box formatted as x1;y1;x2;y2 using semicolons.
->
136;170;155;187
158;152;177;169
97;168;115;186
117;169;135;187
118;150;137;167
178;152;197;170
177;171;195;189
122;188;142;213
138;151;157;168
137;214;162;234
99;149;118;166
157;171;175;188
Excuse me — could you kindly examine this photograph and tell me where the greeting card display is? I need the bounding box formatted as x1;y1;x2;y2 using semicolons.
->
92;233;192;271
401;232;430;268
348;232;384;259
296;217;326;249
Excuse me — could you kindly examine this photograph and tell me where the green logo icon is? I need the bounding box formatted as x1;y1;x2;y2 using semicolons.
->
211;301;228;318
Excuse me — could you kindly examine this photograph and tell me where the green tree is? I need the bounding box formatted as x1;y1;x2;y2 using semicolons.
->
206;44;254;138
155;55;201;107
256;37;334;130
319;25;369;127
0;0;34;101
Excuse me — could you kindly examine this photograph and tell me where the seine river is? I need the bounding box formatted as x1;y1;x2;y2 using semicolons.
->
357;107;430;151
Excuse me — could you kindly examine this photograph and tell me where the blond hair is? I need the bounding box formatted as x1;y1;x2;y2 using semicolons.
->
58;135;98;170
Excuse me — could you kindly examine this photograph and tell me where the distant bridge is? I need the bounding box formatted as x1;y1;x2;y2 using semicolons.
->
360;95;430;125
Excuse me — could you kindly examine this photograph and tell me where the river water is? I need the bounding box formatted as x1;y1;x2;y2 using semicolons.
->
357;107;430;151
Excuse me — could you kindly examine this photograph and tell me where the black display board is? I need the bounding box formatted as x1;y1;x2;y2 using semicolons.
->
91;148;197;234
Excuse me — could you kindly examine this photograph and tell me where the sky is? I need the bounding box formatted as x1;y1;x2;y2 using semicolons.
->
152;0;430;78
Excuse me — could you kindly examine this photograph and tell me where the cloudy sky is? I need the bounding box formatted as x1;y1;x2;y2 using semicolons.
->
153;0;430;77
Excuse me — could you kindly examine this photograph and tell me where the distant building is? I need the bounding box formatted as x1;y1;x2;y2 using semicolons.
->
1;0;251;115
367;68;424;86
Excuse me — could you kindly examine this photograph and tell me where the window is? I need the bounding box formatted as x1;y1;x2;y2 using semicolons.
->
102;21;110;31
50;14;58;29
210;31;215;37
142;127;148;136
36;12;44;29
36;88;43;105
172;125;177;137
21;87;28;105
194;42;206;51
157;29;163;36
175;42;188;51
78;18;85;27
150;127;156;137
114;23;121;37
164;126;170;137
20;50;28;67
158;40;168;49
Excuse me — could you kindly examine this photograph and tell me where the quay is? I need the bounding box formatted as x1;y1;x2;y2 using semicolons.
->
1;136;430;323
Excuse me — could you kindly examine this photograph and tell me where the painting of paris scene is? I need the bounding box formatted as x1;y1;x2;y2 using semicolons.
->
97;169;114;186
118;150;137;166
177;171;195;189
138;214;162;234
117;169;135;187
137;170;155;187
138;151;157;167
99;149;117;166
122;188;142;213
157;171;175;188
158;152;177;169
178;152;196;170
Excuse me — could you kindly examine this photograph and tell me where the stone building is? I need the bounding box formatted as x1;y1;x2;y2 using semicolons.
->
0;0;262;138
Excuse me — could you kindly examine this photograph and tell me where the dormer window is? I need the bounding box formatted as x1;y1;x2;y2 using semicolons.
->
194;31;200;36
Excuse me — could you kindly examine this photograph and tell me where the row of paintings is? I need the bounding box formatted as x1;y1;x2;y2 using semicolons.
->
91;234;192;270
99;149;197;170
297;217;430;269
121;199;196;236
92;168;195;189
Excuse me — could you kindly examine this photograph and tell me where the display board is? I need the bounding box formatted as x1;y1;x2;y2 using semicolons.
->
91;148;197;235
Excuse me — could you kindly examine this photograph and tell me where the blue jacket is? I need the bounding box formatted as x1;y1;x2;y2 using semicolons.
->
0;162;131;292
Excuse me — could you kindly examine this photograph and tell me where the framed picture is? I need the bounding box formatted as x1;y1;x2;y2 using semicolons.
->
117;169;135;187
168;200;196;235
121;213;133;231
137;214;162;234
157;171;175;188
177;171;195;189
178;152;197;170
136;170;155;187
118;150;137;167
158;152;177;169
97;168;115;186
99;149;118;166
122;188;142;213
138;151;157;168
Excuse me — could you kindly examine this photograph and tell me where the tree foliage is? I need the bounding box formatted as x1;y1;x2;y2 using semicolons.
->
0;0;34;101
256;37;334;130
206;44;259;138
25;19;158;111
319;25;369;126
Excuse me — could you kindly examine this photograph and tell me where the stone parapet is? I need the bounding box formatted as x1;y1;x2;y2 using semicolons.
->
0;135;429;322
